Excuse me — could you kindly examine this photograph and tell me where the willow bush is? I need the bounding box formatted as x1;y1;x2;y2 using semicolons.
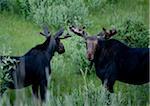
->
0;46;13;96
86;0;107;10
29;0;89;28
0;0;89;28
0;0;9;11
115;17;149;48
51;35;90;74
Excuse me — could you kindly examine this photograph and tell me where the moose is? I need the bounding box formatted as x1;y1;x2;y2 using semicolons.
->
69;25;149;93
0;26;71;102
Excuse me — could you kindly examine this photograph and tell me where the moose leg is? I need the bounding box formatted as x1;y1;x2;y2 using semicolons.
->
103;79;115;93
103;78;115;105
103;63;117;93
32;84;39;98
32;84;40;106
39;80;47;102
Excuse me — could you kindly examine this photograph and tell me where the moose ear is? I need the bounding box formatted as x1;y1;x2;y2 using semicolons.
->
55;28;64;39
43;26;50;36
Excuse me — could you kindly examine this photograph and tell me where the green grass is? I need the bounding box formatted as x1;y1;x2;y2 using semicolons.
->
0;0;149;105
0;12;44;55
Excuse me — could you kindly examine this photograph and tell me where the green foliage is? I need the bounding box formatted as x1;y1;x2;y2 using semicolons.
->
0;48;14;96
52;35;91;74
15;0;30;18
115;17;149;47
0;0;11;11
86;0;106;10
0;0;89;28
0;0;31;19
106;0;119;4
29;0;89;28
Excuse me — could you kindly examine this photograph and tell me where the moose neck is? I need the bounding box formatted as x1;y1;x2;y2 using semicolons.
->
24;37;56;61
45;37;56;61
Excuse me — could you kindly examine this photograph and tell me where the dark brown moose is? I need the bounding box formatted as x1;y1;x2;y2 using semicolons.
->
69;25;149;93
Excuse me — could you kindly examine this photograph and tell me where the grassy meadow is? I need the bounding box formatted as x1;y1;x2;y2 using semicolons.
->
0;0;149;106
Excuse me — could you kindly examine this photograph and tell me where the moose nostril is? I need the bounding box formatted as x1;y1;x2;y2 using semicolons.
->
88;54;91;58
87;53;91;58
87;53;94;61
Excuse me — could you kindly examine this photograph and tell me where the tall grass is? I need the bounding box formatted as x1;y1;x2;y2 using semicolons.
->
0;69;149;106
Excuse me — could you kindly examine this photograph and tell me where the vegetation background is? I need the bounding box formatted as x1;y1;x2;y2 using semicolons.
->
0;0;149;105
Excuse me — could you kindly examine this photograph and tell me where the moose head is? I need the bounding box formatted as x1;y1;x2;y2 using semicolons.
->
40;26;71;54
69;25;117;61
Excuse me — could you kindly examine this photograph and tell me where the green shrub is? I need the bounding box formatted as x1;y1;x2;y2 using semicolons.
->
28;0;89;28
86;0;107;10
51;34;91;74
14;0;30;18
66;0;89;26
115;17;149;48
0;0;90;28
106;0;119;4
0;46;14;96
0;0;11;11
0;0;30;18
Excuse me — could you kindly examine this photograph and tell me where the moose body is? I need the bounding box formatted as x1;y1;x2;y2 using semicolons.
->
94;39;149;92
0;27;71;101
70;26;149;93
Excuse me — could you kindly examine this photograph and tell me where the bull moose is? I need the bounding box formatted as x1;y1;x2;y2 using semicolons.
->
0;26;71;102
69;25;149;93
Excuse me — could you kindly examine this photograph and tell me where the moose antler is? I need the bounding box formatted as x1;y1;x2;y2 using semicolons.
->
55;28;65;39
97;28;117;39
59;33;72;40
69;25;88;39
40;26;51;37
